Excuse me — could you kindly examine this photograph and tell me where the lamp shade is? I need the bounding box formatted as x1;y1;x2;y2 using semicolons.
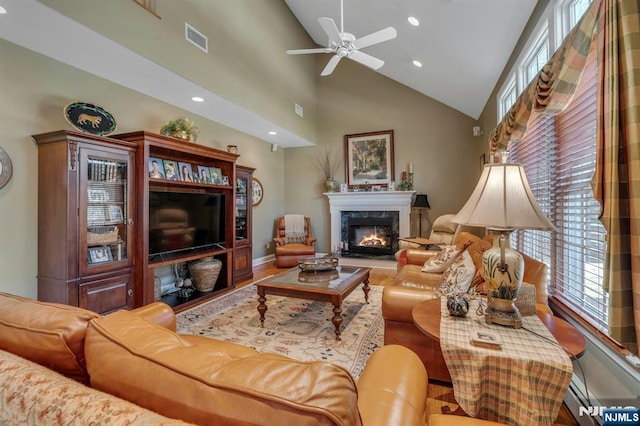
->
412;194;430;208
452;163;555;231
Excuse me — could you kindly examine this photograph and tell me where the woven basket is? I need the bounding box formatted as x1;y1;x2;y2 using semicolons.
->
87;226;119;245
188;257;222;292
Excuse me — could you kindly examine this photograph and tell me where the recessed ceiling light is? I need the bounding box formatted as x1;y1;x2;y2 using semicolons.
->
408;16;419;26
0;6;7;14
191;96;204;102
268;131;277;135
412;60;423;68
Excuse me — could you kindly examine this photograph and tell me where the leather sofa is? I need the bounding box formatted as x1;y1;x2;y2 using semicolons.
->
0;292;428;426
382;232;550;382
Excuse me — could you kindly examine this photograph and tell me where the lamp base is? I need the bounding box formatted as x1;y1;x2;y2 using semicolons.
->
485;299;522;329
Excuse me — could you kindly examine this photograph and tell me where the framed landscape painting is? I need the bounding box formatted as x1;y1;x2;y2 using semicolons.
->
344;130;394;188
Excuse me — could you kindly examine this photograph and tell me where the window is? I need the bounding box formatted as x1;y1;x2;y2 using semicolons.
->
498;76;517;121
504;0;611;336
509;45;608;334
523;29;550;85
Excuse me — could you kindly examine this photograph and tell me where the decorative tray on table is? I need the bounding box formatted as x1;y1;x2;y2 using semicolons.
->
298;257;339;272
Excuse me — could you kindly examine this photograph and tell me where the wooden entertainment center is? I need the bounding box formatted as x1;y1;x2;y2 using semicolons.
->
32;130;254;314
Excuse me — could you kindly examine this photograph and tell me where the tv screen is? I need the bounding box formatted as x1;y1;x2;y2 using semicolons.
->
148;191;225;256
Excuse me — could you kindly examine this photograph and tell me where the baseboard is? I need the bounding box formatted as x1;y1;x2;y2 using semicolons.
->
253;254;275;267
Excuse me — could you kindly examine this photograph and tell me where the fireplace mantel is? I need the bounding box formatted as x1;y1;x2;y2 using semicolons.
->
325;191;415;252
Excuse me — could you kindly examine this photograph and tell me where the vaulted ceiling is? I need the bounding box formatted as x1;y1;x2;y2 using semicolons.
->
284;0;538;119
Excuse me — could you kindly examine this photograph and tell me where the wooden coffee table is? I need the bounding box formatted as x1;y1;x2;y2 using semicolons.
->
256;266;371;340
412;298;587;382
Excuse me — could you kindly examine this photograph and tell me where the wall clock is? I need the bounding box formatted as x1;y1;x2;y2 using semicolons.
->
251;177;263;206
0;147;12;190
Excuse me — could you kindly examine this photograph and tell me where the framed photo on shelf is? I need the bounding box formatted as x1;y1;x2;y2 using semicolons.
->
344;130;394;188
177;162;194;182
148;157;166;179
163;160;179;181
196;166;211;184
87;189;108;203
221;175;230;185
209;167;223;184
88;246;112;264
108;205;123;222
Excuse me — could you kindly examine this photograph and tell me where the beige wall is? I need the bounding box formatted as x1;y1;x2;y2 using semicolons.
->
0;39;285;297
284;58;481;253
39;0;319;143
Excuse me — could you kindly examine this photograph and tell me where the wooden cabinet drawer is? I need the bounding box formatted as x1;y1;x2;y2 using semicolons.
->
79;274;134;314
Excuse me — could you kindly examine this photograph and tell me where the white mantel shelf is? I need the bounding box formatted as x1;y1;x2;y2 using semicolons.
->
325;191;415;251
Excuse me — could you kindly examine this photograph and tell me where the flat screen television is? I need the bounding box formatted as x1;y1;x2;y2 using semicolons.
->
148;191;226;257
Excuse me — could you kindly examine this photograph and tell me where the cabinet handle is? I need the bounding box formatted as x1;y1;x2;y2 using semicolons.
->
127;289;133;297
127;218;134;225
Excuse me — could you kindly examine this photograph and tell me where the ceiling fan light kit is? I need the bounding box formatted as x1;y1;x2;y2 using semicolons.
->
287;0;397;76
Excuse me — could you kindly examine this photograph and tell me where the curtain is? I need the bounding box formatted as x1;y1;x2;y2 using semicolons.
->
591;0;640;355
488;0;601;155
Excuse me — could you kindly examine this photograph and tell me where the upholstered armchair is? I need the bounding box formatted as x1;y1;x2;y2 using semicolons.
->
274;215;317;267
396;214;461;259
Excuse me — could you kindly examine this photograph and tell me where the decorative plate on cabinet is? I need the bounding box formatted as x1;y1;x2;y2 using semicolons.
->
64;102;117;136
0;147;12;189
251;177;263;206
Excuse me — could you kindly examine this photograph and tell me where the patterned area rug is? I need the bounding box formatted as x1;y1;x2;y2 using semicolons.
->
176;280;383;378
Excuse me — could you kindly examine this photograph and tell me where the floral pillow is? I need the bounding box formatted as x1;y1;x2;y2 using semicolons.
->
284;232;306;244
421;245;461;273
441;250;476;294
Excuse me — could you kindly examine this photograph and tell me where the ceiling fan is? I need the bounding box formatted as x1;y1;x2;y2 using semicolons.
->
286;0;397;76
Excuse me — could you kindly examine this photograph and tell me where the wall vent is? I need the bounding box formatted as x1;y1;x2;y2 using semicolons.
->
185;23;208;53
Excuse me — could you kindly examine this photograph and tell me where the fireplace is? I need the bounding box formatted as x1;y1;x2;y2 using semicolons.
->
347;217;394;256
340;211;399;259
326;191;414;260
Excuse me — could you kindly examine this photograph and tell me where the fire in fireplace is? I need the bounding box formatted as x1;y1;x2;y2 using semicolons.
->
347;217;394;257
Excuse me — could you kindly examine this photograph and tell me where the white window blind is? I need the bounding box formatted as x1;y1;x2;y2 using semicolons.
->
509;46;608;333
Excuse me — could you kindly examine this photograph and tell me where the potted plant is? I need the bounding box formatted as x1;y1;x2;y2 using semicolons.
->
313;147;340;192
159;117;200;142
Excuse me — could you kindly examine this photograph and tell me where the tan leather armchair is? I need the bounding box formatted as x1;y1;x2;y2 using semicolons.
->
274;216;317;267
396;214;461;259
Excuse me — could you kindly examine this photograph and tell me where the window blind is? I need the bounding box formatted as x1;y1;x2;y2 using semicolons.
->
509;45;607;333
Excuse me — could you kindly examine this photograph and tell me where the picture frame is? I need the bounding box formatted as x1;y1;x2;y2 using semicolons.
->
221;175;230;185
163;160;179;181
177;162;194;182
209;167;223;184
196;166;212;184
340;183;349;193
88;246;113;264
344;130;394;188
149;157;165;179
108;205;123;222
87;189;108;203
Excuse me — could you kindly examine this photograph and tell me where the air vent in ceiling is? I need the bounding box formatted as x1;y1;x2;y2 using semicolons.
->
185;23;208;53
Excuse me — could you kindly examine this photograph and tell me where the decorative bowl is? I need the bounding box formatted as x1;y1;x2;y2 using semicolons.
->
298;257;339;272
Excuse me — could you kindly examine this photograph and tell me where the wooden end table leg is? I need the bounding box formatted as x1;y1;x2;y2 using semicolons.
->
257;290;267;327
362;277;370;304
332;304;343;341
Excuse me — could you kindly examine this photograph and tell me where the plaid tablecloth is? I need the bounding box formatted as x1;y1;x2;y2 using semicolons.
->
440;297;573;425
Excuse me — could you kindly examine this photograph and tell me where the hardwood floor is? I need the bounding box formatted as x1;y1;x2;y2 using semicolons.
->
240;261;578;425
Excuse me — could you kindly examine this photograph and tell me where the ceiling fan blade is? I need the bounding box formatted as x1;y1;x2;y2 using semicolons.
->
321;55;342;76
318;17;343;47
348;51;384;70
287;48;333;55
353;27;397;50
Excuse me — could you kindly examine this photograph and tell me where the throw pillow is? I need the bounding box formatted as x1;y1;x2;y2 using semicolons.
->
284;232;306;244
441;250;476;294
421;245;460;273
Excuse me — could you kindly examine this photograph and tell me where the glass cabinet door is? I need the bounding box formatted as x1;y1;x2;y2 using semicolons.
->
235;176;248;242
80;149;133;273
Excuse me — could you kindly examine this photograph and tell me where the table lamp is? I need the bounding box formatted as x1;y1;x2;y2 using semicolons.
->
411;194;431;237
452;163;554;328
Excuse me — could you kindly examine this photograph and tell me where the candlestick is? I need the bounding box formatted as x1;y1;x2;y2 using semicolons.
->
408;162;414;173
402;171;407;180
